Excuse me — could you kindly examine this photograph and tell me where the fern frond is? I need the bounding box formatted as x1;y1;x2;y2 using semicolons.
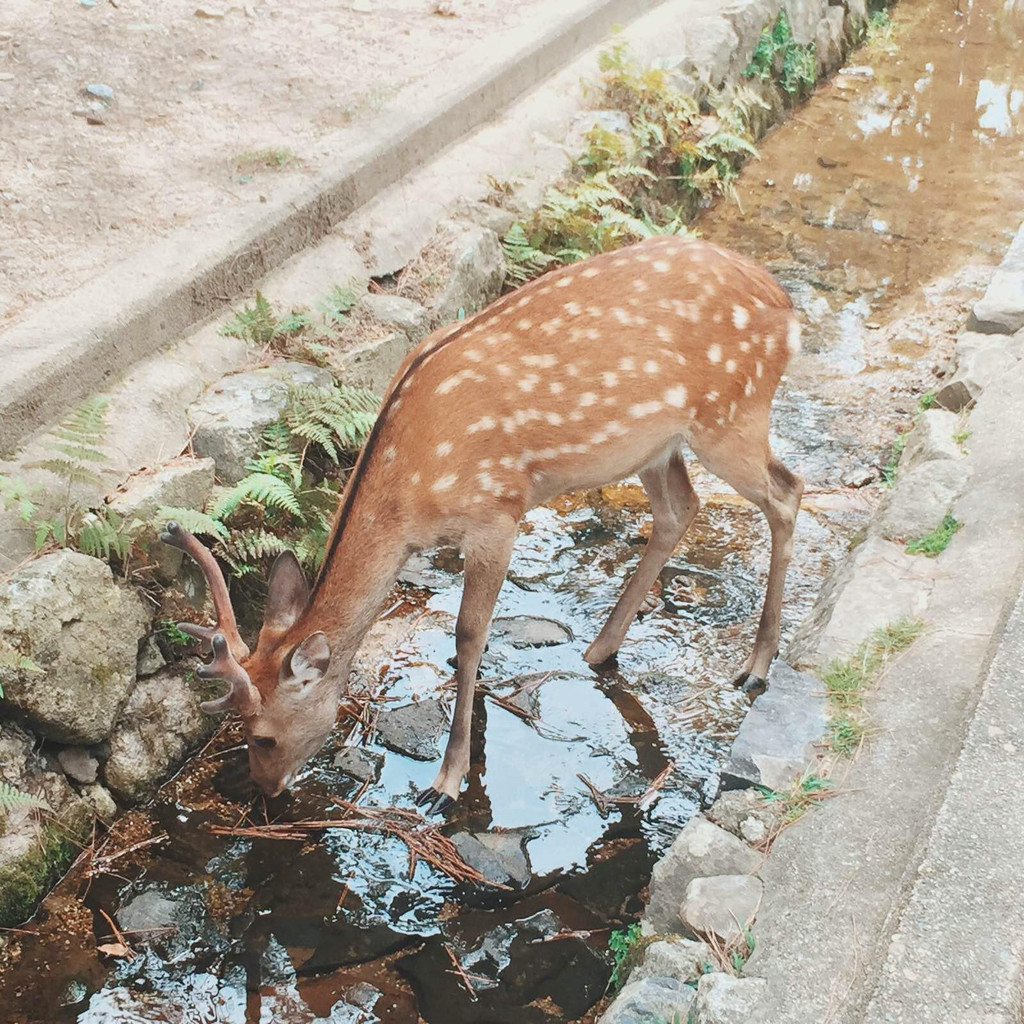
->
220;291;279;344
211;473;302;520
154;506;230;540
0;781;51;814
284;384;379;462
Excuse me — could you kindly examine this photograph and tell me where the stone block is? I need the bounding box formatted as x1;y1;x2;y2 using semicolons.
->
876;460;969;542
681;874;763;943
970;223;1024;334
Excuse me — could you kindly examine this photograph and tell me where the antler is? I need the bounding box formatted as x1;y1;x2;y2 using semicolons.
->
160;521;261;717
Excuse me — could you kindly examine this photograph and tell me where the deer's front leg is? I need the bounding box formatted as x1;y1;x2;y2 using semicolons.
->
416;516;518;816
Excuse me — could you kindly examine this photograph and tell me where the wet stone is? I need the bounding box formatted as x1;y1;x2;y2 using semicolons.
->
600;975;696;1024
490;615;573;648
721;661;826;793
681;874;763;944
374;699;448;761
692;972;767;1023
116;885;214;960
644;816;761;936
333;745;385;783
451;829;533;889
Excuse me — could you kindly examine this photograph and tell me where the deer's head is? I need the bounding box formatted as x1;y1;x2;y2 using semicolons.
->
161;522;336;797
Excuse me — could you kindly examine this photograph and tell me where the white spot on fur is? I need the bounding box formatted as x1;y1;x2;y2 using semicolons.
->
756;361;764;378
432;473;457;492
569;410;584;421
665;385;687;408
556;276;575;288
619;357;636;372
518;374;540;392
634;278;649;293
653;260;670;273
629;401;663;418
522;353;558;368
728;401;737;422
550;382;564;395
436;369;484;394
579;392;597;407
436;441;453;457
732;305;750;329
467;416;496;434
725;359;737;373
764;335;776;355
644;360;660;374
707;345;722;363
545;412;563;426
744;379;756;397
383;445;397;462
582;266;601;278
410;471;421;484
601;372;619;388
517;319;533;331
564;301;583;316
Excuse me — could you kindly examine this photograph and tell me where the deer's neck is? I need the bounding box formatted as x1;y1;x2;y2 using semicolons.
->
301;500;411;671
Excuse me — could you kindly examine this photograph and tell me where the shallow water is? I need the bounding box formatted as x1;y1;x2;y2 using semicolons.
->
2;0;1022;1020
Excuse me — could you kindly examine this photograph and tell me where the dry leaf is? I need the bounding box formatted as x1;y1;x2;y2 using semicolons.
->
97;942;131;958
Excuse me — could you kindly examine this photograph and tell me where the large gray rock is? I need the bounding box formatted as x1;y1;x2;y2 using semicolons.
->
107;456;216;577
681;874;763;943
374;698;448;761
645;816;762;935
970;223;1024;334
189;362;334;484
0;550;150;744
0;720;93;926
815;5;845;73
876;460;969;543
629;937;712;986
674;15;740;90
692;973;767;1023
601;976;696;1024
450;828;533;888
721;662;826;792
104;667;220;802
339;330;411;394
898;409;963;473
783;0;826;45
935;342;1021;412
707;789;781;845
357;293;431;343
429;220;506;326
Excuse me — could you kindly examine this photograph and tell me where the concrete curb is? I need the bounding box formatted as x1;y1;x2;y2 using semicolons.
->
0;0;661;456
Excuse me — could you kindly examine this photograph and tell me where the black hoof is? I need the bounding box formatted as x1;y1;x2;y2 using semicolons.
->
414;787;456;816
733;672;767;700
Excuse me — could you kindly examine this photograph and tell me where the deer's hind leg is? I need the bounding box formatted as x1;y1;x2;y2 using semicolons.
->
689;420;803;695
585;447;699;666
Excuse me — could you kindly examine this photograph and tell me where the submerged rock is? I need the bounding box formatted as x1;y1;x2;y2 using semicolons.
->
103;667;220;802
490;615;573;648
681;874;763;943
399;908;609;1023
450;828;533;888
374;699;448;761
333;745;385;784
644;816;761;936
0;550;150;744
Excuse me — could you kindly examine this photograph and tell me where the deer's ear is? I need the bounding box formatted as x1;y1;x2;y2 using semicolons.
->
263;551;309;632
286;632;331;686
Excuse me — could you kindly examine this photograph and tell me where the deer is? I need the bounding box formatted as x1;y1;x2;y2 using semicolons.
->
162;235;804;814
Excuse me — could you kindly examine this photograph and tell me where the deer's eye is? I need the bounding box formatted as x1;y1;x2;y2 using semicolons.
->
252;735;277;750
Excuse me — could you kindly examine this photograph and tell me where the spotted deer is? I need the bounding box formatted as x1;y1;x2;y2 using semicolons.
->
163;235;804;813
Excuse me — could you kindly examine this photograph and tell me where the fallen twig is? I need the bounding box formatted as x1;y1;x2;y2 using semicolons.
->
208;801;509;889
444;944;480;1001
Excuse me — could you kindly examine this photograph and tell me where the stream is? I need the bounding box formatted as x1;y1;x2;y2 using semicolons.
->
2;0;1022;1020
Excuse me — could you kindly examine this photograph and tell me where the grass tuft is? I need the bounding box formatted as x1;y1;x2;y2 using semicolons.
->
906;513;960;557
822;617;926;755
234;146;297;170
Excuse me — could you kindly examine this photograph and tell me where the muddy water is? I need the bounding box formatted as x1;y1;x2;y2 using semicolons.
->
3;1;1023;1022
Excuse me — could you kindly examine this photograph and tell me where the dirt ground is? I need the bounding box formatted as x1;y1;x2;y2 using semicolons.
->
0;0;552;331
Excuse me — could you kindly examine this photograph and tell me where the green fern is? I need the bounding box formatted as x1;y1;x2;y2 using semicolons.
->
154;505;229;540
220;291;279;345
284;384;379;463
0;781;51;814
